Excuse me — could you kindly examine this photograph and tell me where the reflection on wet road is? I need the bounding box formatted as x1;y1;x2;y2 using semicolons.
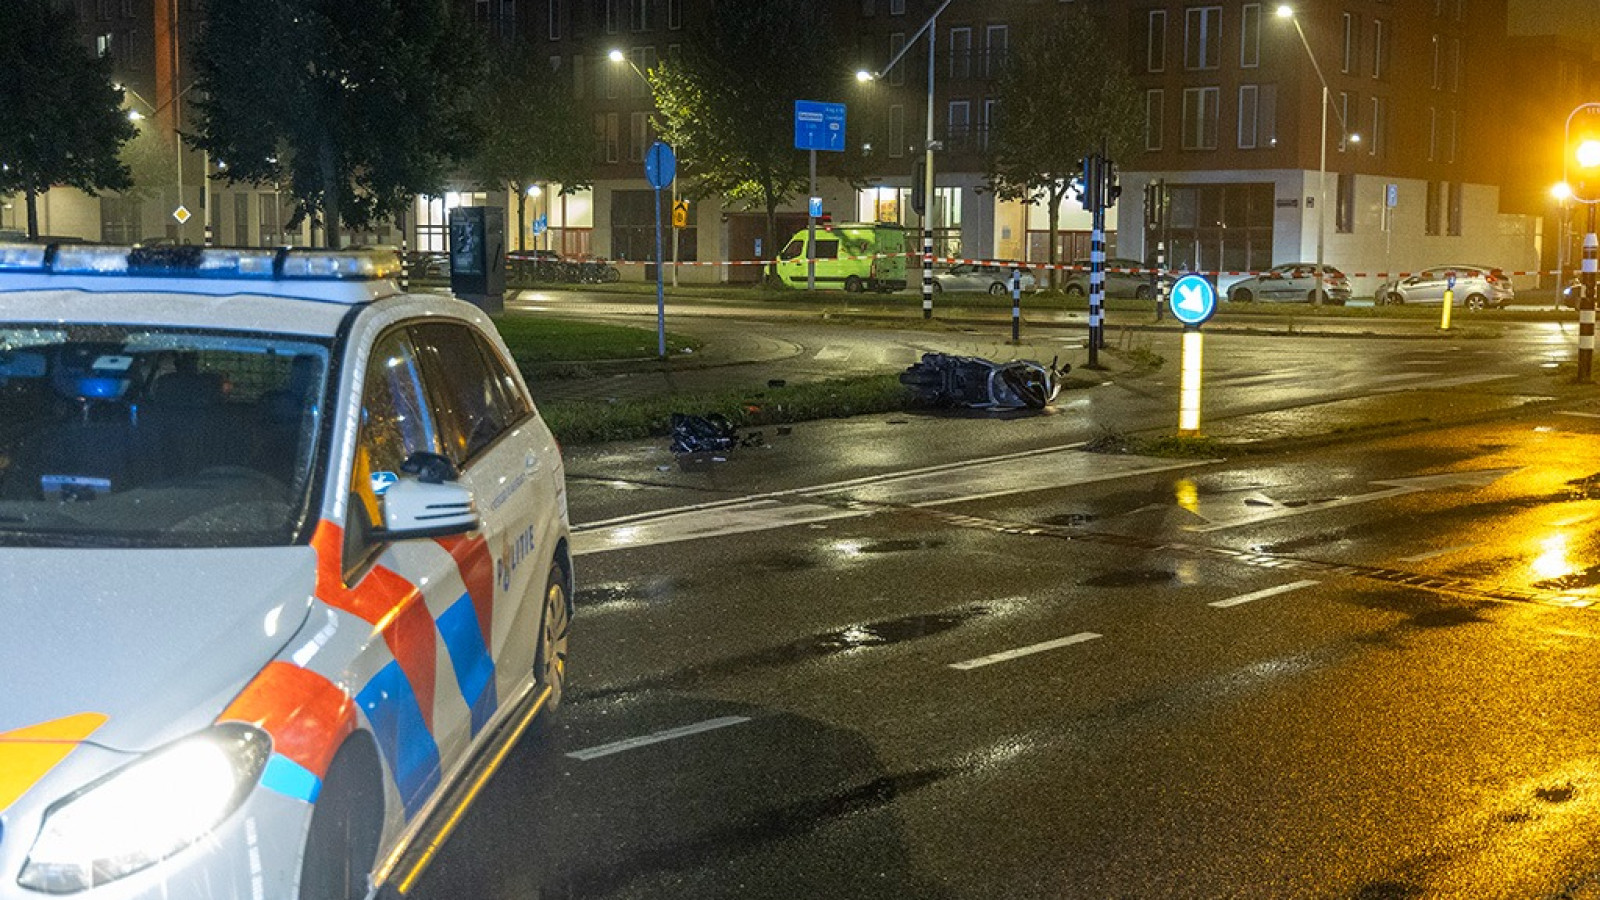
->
413;403;1600;899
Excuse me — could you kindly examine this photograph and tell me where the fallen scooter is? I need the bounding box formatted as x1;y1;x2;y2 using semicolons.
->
899;352;1066;410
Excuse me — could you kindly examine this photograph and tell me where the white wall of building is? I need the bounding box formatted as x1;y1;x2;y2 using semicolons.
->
1121;170;1541;299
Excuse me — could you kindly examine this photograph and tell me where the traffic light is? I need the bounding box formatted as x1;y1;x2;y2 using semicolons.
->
910;159;926;216
1078;155;1102;211
1567;104;1600;203
1104;160;1121;208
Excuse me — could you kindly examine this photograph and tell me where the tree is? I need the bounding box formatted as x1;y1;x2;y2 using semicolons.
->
189;0;483;248
468;44;593;252
647;0;858;266
985;7;1142;286
0;0;135;239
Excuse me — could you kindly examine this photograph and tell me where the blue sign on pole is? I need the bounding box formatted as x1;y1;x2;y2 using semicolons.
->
644;141;676;190
809;196;823;217
1169;274;1218;326
795;100;847;152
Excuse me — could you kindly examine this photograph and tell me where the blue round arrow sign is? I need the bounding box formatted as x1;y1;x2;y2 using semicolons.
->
645;141;676;190
1169;274;1217;326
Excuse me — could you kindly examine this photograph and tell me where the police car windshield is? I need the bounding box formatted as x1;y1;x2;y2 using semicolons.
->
0;325;329;548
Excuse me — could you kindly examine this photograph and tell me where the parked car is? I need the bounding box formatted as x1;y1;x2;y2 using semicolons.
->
1061;258;1169;300
932;261;1036;294
1375;265;1514;309
0;242;572;898
404;249;450;279
1226;263;1352;305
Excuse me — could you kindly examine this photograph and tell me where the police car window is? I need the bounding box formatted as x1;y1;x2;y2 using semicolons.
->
409;321;527;465
814;240;840;260
779;240;803;261
0;324;330;548
345;329;440;567
355;329;441;480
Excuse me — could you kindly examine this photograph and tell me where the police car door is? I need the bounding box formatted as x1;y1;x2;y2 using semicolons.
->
407;321;554;732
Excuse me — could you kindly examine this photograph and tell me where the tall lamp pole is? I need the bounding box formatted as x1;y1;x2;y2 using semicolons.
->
1277;5;1356;309
859;0;954;319
610;50;680;286
1566;103;1600;382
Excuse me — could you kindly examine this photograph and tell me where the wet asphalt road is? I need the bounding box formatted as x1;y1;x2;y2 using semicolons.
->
407;319;1600;899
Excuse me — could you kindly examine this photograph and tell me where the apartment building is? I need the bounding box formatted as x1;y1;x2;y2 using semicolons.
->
14;0;1564;294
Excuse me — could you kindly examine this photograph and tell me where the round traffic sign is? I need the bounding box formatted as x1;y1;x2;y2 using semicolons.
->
644;141;676;190
1169;274;1217;326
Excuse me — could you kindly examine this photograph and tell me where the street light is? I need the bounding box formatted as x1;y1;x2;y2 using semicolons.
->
1276;5;1356;309
1553;182;1573;305
859;0;954;319
608;49;681;286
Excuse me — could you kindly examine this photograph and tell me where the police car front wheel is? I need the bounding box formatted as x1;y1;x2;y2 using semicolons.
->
299;736;384;900
538;564;572;713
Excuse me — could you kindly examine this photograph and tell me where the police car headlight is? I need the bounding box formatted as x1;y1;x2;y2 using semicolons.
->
18;723;271;893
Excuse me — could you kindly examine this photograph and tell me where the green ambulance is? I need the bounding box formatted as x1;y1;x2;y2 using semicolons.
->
776;222;908;293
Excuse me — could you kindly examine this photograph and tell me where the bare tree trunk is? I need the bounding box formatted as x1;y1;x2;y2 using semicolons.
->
25;187;39;240
1046;183;1063;291
516;182;527;252
320;143;342;250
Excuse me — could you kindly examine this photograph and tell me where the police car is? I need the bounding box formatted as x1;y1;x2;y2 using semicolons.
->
0;243;572;898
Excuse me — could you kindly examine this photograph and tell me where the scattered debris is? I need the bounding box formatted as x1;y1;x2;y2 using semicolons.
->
669;413;766;455
899;352;1066;410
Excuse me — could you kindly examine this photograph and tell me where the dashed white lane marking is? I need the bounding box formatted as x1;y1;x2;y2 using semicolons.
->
1399;546;1472;562
566;716;753;761
814;346;851;361
1209;579;1320;609
949;632;1102;671
1557;411;1600;420
575;446;1206;555
1374;373;1515;392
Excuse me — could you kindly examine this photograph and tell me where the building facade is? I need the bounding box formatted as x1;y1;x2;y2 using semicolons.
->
15;0;1573;298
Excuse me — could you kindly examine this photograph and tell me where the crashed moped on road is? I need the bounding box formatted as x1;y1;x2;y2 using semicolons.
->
899;352;1067;410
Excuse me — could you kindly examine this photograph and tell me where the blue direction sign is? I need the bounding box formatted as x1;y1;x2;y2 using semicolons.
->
1169;274;1218;326
644;141;676;189
795;100;846;152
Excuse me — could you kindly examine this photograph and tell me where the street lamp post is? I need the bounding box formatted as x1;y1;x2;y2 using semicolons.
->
1554;182;1573;307
859;0;954;319
609;49;680;287
1277;5;1355;309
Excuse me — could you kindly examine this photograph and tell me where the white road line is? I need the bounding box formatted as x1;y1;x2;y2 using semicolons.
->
576;441;1089;531
949;632;1102;671
1209;579;1320;609
814;346;851;361
565;716;752;761
1374;373;1515;392
1557;411;1600;420
1399;546;1472;562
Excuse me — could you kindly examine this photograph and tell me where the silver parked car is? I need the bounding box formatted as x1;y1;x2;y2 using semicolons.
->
1061;257;1169;299
1226;263;1352;305
931;262;1036;294
1375;265;1514;310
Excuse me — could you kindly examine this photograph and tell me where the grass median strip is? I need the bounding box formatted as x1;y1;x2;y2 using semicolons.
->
537;373;911;445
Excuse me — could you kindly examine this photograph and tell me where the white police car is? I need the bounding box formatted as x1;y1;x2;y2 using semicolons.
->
0;243;571;898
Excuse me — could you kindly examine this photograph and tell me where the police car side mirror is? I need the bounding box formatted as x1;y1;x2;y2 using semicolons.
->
374;478;480;540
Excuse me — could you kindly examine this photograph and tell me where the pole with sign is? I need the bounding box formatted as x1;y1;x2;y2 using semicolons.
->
795;100;847;292
645;141;676;358
1168;273;1217;436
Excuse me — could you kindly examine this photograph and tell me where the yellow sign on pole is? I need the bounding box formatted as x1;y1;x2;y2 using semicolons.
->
671;199;689;229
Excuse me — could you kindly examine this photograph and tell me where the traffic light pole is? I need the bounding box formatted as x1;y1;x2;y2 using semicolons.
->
1583;203;1596;382
1089;187;1106;367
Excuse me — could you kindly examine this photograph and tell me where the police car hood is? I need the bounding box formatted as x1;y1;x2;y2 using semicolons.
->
0;546;317;750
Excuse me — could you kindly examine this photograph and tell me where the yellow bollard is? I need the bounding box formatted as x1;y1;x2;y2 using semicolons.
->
1178;329;1203;436
1439;272;1455;330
